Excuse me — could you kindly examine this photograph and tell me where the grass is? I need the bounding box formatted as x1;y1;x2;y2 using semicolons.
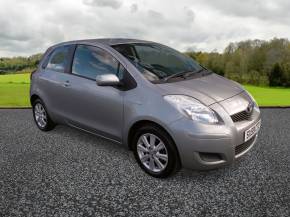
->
0;73;30;84
0;83;30;107
0;73;30;107
244;85;290;106
0;73;289;107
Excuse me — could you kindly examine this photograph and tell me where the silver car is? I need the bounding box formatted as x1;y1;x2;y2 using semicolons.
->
30;38;261;178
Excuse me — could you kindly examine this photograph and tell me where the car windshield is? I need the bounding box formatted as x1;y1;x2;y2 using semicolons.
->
112;43;202;82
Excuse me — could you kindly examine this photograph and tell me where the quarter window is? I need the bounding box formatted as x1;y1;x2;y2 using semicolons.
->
118;64;127;81
72;45;119;80
46;46;70;73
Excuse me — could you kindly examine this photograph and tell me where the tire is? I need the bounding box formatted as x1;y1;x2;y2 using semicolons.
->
132;124;181;178
32;99;55;131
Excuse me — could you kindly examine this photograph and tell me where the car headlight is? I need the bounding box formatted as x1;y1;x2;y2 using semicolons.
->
245;90;260;111
164;95;219;124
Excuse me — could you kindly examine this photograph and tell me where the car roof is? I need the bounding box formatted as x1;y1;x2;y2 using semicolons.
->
52;38;154;48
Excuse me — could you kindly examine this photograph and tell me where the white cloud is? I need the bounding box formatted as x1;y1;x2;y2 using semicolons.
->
130;3;138;13
204;0;290;24
0;0;290;56
83;0;122;9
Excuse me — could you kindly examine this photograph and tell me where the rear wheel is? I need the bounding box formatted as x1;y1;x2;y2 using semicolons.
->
32;99;55;131
132;125;180;178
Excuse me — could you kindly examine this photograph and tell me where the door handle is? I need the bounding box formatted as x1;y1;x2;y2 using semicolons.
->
63;80;71;87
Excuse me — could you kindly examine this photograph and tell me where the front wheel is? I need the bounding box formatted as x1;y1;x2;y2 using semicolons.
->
132;125;180;178
32;99;55;131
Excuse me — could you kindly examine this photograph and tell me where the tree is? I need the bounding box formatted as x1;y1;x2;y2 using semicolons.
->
185;38;290;87
269;63;284;86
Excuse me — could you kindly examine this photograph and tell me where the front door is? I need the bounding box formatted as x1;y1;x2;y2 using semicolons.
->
62;45;124;142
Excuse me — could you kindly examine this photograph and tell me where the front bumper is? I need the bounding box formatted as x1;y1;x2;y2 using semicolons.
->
168;99;261;170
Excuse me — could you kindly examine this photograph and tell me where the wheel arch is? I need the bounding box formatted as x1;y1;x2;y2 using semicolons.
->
128;120;179;153
127;119;182;170
30;94;41;105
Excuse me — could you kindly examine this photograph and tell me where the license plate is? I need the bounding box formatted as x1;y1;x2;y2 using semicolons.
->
244;120;261;142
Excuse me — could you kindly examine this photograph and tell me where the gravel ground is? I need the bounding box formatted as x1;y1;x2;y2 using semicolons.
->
0;109;289;217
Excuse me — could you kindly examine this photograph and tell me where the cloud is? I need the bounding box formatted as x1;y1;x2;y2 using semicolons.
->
184;7;195;23
204;0;290;24
82;0;122;9
0;0;290;56
130;3;138;13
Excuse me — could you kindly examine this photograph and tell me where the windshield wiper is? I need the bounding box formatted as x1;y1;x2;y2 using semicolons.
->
162;68;206;82
184;68;204;77
162;71;190;82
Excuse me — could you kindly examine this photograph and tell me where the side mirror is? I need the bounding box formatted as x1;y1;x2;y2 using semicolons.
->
96;74;121;86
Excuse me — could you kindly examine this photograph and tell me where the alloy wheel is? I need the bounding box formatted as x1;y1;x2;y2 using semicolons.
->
34;103;47;128
137;133;168;173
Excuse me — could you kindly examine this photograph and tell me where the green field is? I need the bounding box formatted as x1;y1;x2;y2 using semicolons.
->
0;74;30;107
244;85;290;106
0;73;290;107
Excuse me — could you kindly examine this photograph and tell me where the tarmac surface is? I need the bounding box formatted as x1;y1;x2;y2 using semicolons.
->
0;109;289;216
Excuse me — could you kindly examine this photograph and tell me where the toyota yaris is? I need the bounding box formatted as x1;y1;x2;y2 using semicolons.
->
30;38;261;178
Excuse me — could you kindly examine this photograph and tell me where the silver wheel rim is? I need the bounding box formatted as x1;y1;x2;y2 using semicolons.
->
34;103;47;128
137;133;168;173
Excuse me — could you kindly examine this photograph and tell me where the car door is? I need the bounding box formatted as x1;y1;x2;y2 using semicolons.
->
37;45;75;120
62;45;124;142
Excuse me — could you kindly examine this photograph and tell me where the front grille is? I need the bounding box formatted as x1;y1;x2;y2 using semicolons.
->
231;110;253;122
235;136;255;155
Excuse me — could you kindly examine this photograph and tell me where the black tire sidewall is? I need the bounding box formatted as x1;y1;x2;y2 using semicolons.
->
132;125;180;178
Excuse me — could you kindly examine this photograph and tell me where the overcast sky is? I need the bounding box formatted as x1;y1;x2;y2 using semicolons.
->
1;0;290;57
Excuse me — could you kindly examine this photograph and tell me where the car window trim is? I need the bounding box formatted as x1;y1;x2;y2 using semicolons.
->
69;44;126;81
67;43;137;90
41;49;53;69
44;45;73;74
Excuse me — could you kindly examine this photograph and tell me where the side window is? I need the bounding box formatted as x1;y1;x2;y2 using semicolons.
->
118;64;126;81
46;46;70;73
72;45;119;80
